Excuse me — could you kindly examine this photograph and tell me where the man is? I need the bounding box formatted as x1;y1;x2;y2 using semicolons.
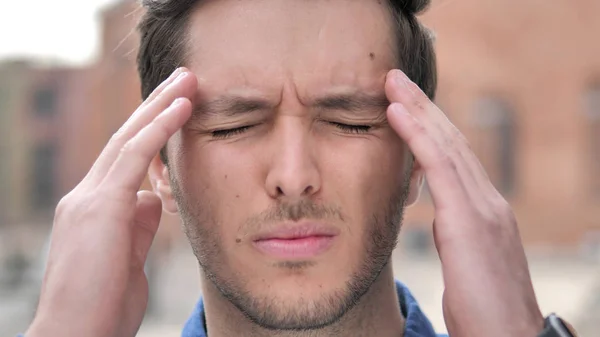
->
23;0;577;336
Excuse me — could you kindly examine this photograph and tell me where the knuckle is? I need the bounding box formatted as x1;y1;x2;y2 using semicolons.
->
119;139;136;156
53;185;134;231
109;128;129;146
442;135;455;149
454;127;467;142
455;130;472;151
54;190;99;224
494;199;516;223
436;153;457;171
479;206;500;226
477;199;516;238
54;194;73;218
462;136;474;152
408;120;427;141
412;99;426;111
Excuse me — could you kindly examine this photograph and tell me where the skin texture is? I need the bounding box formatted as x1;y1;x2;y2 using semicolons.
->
26;0;548;337
385;71;545;336
150;1;415;336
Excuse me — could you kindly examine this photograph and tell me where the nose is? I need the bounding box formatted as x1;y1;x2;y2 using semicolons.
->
265;118;321;200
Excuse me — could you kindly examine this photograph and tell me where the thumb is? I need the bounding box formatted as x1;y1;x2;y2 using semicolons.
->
131;190;163;271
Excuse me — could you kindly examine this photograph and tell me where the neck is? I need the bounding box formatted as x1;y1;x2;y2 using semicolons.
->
201;263;405;337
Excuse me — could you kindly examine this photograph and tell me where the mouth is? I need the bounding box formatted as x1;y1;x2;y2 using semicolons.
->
251;222;339;259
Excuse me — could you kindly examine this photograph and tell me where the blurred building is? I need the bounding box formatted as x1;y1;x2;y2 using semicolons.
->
0;61;100;255
408;0;600;248
95;1;181;256
0;0;598;253
0;0;178;259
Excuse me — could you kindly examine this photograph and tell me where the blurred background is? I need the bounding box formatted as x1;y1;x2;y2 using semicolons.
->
0;0;599;336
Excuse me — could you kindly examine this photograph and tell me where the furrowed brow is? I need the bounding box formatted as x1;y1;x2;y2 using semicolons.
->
191;95;272;122
312;93;390;113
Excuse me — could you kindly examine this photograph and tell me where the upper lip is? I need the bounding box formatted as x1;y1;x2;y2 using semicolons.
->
252;222;340;241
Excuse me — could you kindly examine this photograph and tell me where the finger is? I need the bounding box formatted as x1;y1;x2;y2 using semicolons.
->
86;70;197;183
387;103;467;210
103;97;192;191
130;190;162;272
385;69;449;143
385;69;433;114
140;67;185;109
85;67;184;180
124;70;195;132
386;69;494;197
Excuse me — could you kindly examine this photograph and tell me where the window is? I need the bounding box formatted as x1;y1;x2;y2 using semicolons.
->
31;144;57;209
472;97;517;196
586;84;600;194
33;87;57;116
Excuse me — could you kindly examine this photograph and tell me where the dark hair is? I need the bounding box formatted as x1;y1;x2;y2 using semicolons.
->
136;0;437;163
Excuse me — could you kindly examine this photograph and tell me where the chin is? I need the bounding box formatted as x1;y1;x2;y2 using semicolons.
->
239;279;356;331
207;254;379;331
269;276;342;298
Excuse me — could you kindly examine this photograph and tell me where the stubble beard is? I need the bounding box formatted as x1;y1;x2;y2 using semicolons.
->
171;174;410;332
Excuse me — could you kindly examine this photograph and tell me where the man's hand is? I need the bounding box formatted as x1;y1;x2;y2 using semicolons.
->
26;68;197;337
385;69;544;337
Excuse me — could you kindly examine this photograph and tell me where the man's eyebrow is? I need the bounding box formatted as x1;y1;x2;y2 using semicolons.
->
191;95;273;122
312;93;390;113
190;92;390;122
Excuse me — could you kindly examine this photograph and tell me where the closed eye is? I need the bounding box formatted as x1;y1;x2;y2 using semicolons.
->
211;125;255;139
211;122;372;138
329;122;372;134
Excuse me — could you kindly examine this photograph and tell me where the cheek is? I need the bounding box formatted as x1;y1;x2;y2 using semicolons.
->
319;132;407;217
177;138;265;239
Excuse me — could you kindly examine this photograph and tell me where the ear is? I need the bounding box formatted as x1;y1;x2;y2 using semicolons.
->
148;155;178;214
405;158;425;207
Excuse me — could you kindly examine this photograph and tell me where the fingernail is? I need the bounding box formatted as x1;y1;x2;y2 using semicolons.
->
390;102;408;115
171;97;186;107
395;70;416;95
174;71;188;83
169;67;184;80
393;70;407;85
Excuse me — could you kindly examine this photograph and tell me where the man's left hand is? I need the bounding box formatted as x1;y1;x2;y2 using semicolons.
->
385;69;545;337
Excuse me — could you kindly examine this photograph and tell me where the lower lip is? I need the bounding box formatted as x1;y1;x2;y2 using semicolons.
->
253;236;335;258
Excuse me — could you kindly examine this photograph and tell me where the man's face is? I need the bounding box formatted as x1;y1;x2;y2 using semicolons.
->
162;0;417;330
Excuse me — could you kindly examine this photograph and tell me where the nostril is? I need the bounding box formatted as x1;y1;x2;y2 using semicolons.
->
304;185;314;195
276;186;284;195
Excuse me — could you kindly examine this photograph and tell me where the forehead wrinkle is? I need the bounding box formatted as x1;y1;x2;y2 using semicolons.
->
312;92;389;114
190;94;274;123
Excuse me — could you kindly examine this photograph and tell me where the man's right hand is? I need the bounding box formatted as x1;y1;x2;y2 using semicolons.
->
25;68;197;337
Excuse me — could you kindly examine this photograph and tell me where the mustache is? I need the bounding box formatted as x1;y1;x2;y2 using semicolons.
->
243;199;344;230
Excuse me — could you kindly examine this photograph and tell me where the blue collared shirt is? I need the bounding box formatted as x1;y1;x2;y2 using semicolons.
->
182;280;448;337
